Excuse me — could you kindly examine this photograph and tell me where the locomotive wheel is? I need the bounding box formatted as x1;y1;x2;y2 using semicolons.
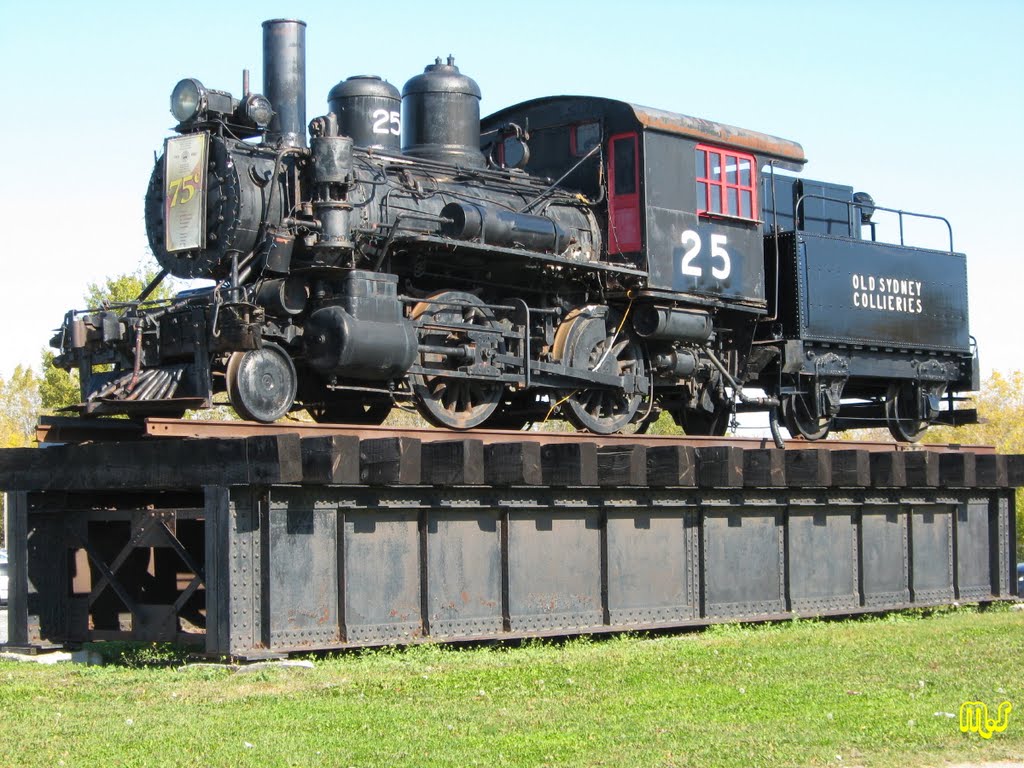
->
555;313;647;434
885;382;929;443
677;404;731;437
226;342;298;423
307;399;391;426
781;392;831;441
411;292;504;430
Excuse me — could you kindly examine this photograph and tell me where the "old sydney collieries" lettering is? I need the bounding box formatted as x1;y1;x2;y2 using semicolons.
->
851;273;924;314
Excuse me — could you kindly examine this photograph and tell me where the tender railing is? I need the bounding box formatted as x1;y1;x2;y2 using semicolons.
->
793;192;955;253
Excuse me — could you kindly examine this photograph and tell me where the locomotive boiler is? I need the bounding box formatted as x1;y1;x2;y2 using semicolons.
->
51;18;978;440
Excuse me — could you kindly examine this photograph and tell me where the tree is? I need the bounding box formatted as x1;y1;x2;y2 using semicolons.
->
82;269;173;309
924;370;1024;451
39;349;81;413
0;365;42;448
0;365;41;547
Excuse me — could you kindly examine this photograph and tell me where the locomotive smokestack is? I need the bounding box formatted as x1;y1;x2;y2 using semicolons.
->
262;18;307;147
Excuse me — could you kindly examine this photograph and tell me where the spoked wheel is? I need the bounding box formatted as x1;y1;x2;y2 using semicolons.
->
411;291;504;430
885;382;929;443
307;398;391;426
554;312;647;434
226;342;298;423
780;391;832;441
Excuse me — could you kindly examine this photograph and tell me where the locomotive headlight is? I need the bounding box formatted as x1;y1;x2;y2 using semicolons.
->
171;78;208;123
244;93;274;129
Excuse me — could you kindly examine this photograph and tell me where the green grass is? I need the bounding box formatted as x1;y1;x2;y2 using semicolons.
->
1;607;1022;767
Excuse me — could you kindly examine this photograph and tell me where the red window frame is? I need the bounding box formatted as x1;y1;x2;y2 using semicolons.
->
607;131;642;253
695;144;757;220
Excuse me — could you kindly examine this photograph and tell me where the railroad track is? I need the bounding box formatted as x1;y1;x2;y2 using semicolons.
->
36;415;995;454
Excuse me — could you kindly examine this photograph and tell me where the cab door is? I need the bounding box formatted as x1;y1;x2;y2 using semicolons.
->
607;132;641;254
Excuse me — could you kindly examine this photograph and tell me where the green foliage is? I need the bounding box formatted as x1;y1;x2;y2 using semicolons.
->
0;365;41;546
82;268;175;309
644;409;683;435
0;365;41;448
925;369;1024;450
83;641;194;668
0;609;1021;767
38;349;80;412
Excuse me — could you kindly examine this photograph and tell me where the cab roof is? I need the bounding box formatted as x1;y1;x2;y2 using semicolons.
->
484;96;807;169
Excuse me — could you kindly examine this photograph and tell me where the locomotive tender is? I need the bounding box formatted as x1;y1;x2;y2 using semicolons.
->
52;19;977;440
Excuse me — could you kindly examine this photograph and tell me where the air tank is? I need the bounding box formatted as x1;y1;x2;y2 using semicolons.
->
401;56;484;167
327;75;401;151
633;306;713;343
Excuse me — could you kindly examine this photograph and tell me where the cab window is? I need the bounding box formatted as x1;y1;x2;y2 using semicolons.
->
695;144;757;220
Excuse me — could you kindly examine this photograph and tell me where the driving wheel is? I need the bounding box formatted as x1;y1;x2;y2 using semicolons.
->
554;312;647;434
677;404;731;436
411;291;504;430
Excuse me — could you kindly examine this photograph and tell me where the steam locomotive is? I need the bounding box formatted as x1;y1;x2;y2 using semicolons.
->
51;19;977;440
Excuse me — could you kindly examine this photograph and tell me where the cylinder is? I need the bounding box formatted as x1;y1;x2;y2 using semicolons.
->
262;19;307;147
255;277;308;317
328;75;401;151
440;201;570;254
304;305;418;380
633;306;713;343
401;56;484;167
651;349;698;377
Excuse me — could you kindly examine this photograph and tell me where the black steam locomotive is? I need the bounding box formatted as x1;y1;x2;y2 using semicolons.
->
52;19;977;440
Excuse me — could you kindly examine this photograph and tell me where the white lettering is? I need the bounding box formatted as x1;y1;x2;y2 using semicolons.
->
850;272;926;314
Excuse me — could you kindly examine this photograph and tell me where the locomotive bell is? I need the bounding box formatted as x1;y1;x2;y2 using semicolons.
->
401;56;484;167
328;75;401;151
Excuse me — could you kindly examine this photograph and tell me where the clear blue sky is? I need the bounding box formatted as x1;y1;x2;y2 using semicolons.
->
1;0;1020;379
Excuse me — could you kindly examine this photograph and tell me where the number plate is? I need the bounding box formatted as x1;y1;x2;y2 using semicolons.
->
163;133;208;252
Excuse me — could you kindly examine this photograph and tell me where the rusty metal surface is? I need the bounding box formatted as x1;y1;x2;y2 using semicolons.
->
132;417;995;453
628;103;806;165
8;482;1017;657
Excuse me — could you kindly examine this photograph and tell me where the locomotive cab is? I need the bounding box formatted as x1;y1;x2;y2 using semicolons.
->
481;97;807;311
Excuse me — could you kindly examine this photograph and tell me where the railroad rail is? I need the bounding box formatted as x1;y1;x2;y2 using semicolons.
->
36;416;997;454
